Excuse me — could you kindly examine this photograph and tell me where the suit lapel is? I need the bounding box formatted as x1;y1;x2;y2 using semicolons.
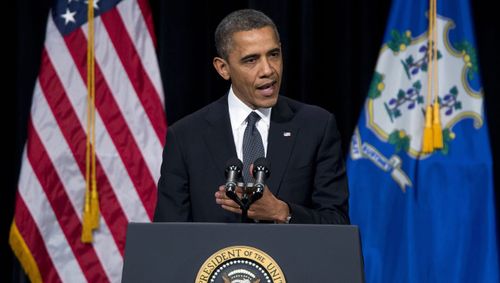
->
202;96;237;173
201;95;298;196
266;97;298;196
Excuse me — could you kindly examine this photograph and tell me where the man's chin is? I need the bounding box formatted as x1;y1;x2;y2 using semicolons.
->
258;96;278;108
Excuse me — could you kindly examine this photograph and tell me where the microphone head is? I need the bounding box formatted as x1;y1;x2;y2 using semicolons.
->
225;157;243;177
252;157;270;178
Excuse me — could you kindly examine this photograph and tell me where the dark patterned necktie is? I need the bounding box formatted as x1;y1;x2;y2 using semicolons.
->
242;111;265;183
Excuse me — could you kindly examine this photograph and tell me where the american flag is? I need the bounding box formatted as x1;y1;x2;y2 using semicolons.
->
10;0;166;282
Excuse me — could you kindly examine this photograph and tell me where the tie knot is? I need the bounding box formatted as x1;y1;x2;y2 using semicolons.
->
246;111;261;127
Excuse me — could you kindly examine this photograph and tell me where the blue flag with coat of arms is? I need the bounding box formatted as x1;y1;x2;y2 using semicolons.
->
347;0;499;282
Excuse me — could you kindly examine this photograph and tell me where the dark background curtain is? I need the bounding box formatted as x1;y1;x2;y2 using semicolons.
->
5;0;499;281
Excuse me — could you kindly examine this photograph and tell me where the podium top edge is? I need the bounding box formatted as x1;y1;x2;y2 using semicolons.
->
127;222;359;230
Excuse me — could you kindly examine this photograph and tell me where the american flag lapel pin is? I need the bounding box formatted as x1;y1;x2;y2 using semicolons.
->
283;131;291;137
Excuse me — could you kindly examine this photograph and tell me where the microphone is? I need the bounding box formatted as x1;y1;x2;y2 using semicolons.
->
251;157;270;202
224;157;244;206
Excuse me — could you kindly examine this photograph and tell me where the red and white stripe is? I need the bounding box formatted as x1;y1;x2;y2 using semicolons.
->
11;0;166;282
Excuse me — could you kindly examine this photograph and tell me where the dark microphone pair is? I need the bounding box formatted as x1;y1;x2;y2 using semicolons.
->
224;157;270;204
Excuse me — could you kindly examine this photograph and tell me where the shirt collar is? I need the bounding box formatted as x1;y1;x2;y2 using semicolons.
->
227;86;271;130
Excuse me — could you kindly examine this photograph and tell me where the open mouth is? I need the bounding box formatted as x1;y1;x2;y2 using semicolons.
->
256;80;277;96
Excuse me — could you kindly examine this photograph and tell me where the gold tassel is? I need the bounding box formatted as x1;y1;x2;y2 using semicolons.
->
81;0;97;243
432;102;443;148
81;190;93;243
422;105;434;153
90;182;100;229
81;219;93;243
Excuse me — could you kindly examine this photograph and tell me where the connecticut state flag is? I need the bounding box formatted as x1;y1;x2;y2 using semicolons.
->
347;0;499;282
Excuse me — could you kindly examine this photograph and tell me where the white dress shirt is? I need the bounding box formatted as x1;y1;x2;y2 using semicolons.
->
227;86;271;162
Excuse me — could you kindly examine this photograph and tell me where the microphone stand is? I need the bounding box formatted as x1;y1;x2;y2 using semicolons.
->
224;157;268;223
226;182;251;223
226;183;264;223
240;183;253;223
241;191;250;223
239;183;263;223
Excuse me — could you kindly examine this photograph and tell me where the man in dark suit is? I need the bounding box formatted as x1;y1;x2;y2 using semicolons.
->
154;9;349;224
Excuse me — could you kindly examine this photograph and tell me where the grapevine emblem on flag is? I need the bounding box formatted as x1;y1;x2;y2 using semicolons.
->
350;15;483;192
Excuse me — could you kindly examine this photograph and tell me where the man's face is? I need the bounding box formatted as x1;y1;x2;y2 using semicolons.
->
214;26;282;109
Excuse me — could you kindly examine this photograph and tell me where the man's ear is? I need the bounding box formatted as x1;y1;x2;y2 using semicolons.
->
213;57;230;80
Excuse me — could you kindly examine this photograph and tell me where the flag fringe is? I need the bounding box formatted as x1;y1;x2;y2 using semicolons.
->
9;222;43;283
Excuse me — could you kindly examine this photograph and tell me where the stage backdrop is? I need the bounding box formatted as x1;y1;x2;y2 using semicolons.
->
7;0;499;281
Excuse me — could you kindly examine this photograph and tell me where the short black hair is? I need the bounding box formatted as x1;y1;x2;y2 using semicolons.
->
214;9;280;60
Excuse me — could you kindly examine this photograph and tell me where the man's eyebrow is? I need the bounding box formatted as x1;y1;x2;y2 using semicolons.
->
240;48;281;62
240;54;259;62
268;47;281;54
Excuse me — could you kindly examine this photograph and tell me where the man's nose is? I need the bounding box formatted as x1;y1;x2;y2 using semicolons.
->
259;58;273;77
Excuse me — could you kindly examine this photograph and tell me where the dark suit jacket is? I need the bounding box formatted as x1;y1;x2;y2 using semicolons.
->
154;95;350;224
